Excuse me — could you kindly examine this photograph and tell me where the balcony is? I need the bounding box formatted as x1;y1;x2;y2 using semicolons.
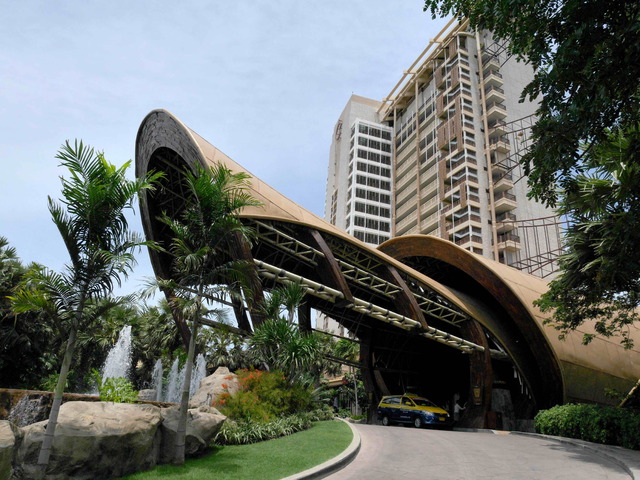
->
489;136;511;153
483;69;504;88
493;191;517;213
488;119;508;137
496;211;517;233
453;233;484;247
496;232;521;252
481;54;500;71
493;173;514;193
448;212;482;230
486;101;507;121
484;84;505;103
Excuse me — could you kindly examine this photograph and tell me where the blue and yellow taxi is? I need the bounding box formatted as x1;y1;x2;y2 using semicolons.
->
377;393;452;428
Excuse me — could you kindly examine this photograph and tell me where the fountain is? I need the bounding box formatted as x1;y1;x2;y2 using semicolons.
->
190;354;207;398
165;358;182;404
160;354;208;403
151;359;163;402
101;325;133;383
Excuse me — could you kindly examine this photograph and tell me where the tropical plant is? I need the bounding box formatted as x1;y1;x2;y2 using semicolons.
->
154;162;261;465
0;238;59;389
535;126;640;346
97;377;139;403
9;140;160;476
214;408;333;445
249;317;326;386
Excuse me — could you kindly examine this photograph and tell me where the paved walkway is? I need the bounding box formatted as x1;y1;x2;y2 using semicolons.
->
324;424;638;480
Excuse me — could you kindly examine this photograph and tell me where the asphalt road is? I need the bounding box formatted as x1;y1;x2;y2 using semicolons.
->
326;423;631;480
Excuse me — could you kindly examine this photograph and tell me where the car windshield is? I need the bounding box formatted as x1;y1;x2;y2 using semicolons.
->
411;398;438;408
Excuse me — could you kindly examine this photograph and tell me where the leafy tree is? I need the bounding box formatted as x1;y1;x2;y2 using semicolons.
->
422;0;640;342
156;162;260;465
536;127;640;346
10;141;160;476
0;238;56;388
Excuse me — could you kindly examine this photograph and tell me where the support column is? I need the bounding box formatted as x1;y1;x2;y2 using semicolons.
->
458;319;493;428
382;265;428;329
230;231;267;328
298;300;312;334
303;229;355;307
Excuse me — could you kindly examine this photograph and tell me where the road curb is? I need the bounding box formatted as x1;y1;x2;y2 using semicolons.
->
511;431;640;479
452;427;640;478
281;418;361;480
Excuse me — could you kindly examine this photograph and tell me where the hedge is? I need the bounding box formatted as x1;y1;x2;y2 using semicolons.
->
534;403;640;450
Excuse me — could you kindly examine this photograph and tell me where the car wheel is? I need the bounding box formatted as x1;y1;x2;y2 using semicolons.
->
382;415;390;426
413;416;423;428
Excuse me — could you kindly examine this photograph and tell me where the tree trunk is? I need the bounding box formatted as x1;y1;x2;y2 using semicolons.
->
174;316;199;465
36;327;77;478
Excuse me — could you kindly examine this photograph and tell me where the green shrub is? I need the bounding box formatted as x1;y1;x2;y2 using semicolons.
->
214;409;333;445
98;377;138;403
535;403;640;450
214;369;313;422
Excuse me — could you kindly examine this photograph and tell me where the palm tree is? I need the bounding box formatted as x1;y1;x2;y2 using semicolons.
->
156;162;261;465
10;140;160;477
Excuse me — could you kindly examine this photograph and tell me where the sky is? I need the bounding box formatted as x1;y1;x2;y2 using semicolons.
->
0;1;450;296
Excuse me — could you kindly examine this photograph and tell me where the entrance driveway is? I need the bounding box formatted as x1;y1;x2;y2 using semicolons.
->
326;424;632;480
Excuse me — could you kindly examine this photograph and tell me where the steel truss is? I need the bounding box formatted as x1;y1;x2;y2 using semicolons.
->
252;220;469;326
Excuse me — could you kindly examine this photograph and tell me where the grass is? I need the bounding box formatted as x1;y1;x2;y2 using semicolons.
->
121;420;352;480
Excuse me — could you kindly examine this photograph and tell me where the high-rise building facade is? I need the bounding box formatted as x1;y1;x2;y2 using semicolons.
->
324;19;562;278
325;95;395;247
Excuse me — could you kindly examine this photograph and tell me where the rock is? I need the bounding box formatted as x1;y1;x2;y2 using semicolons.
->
137;389;157;402
0;421;19;480
7;394;49;427
189;367;239;408
159;405;226;463
15;401;162;479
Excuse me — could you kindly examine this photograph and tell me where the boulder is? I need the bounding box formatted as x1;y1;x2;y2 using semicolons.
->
14;401;162;479
137;389;157;402
159;405;226;463
0;421;19;480
189;367;239;408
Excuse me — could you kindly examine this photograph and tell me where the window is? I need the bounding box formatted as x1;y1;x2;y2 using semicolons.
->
365;232;378;244
354;230;365;241
357;149;367;159
381;155;391;165
354;216;365;227
357;162;367;172
369;139;381;150
381;168;391;178
380;194;391;204
356;175;366;185
380;207;391;217
358;124;368;135
356;188;366;199
381;180;391;190
380;222;390;232
358;136;368;146
355;202;366;213
381;131;391;141
381;143;391;153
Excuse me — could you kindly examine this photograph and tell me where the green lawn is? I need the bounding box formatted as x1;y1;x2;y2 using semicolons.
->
121;420;352;480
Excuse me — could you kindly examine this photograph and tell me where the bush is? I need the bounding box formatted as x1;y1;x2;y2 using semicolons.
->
535;404;640;450
214;409;334;445
214;369;313;422
98;377;138;403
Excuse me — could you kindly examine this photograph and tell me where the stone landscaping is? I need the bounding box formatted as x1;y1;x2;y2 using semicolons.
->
0;367;238;479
